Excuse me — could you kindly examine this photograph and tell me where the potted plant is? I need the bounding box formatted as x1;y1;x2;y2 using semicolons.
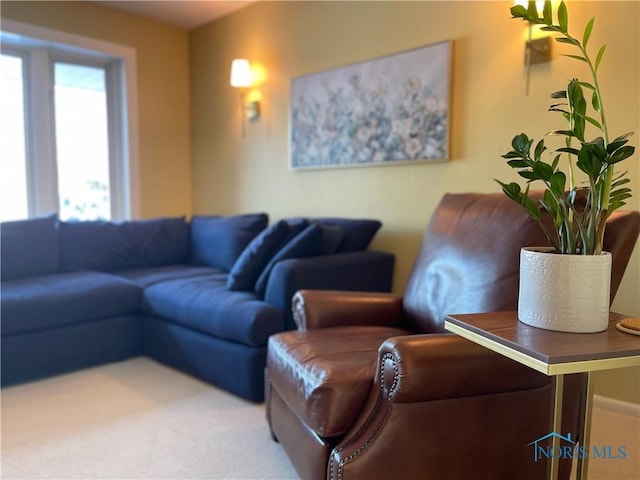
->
496;1;635;332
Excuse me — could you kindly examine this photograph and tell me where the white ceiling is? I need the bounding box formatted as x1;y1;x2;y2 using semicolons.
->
91;1;257;30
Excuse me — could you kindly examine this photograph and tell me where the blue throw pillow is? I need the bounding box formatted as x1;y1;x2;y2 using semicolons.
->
313;218;382;252
277;218;311;249
254;223;344;296
1;215;59;280
227;220;291;291
190;213;268;272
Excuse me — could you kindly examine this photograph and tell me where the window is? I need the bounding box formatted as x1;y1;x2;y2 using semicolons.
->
54;61;112;220
1;21;138;221
0;53;29;221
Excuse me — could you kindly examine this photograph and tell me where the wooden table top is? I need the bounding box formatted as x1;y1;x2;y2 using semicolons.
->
444;311;640;375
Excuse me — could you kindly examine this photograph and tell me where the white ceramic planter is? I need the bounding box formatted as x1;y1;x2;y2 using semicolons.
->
518;247;612;333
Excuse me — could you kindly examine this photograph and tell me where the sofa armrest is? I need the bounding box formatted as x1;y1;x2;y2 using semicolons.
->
291;290;404;330
263;251;395;330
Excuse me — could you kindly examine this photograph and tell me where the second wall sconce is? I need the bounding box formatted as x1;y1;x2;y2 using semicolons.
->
230;58;260;136
515;0;553;95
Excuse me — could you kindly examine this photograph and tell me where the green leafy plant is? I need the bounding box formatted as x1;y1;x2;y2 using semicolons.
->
497;0;635;255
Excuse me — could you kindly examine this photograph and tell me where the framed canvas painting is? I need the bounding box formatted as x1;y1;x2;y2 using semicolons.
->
290;40;452;170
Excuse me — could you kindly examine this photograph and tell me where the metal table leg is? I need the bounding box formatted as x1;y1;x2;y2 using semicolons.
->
549;374;564;480
576;372;595;480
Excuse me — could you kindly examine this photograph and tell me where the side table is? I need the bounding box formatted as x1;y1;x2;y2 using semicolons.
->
444;311;640;480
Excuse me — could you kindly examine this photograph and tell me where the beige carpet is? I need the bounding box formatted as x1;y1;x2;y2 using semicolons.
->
1;358;638;480
580;397;640;480
1;358;297;480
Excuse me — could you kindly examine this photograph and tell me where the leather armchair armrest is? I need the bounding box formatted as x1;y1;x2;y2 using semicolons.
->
379;334;549;402
292;289;404;330
603;210;640;302
328;334;560;480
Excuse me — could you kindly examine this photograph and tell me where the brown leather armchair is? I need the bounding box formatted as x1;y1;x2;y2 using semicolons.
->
266;192;640;480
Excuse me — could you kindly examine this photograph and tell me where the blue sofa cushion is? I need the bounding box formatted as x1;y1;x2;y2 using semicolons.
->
313;218;382;252
59;217;190;272
1;271;141;336
142;273;283;347
115;265;221;289
1;215;59;281
190;213;268;272
254;223;344;296
226;220;292;291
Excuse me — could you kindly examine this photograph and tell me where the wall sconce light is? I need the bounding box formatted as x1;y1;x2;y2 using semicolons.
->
515;1;553;95
230;58;260;136
526;37;552;65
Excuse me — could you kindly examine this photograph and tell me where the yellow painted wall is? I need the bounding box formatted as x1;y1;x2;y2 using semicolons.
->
191;1;639;402
1;0;192;219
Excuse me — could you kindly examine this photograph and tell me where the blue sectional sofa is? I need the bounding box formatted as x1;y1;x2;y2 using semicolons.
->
1;213;394;401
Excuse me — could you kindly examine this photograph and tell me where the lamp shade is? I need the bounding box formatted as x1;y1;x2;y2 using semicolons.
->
230;59;252;88
514;0;546;15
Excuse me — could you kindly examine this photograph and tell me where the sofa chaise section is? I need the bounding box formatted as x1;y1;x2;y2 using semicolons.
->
2;270;143;385
2;271;141;336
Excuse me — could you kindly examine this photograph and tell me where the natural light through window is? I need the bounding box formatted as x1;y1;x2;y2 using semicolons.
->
54;62;111;221
1;20;137;222
1;53;29;222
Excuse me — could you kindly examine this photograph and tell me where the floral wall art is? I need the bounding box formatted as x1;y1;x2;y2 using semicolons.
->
290;40;451;170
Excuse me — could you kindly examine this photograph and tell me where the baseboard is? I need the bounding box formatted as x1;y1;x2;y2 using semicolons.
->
593;394;640;418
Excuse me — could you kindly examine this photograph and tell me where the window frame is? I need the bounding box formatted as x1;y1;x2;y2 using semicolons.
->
1;20;140;220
